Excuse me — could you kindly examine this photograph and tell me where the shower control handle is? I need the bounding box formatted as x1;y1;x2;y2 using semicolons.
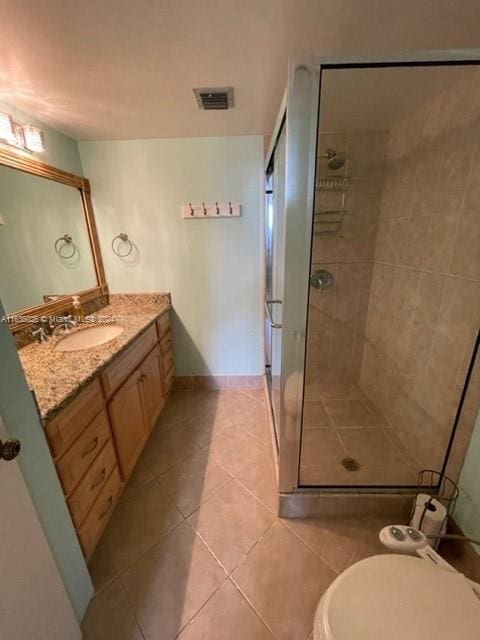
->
310;269;333;291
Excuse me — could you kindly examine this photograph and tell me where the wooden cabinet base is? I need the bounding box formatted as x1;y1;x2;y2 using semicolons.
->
78;467;122;561
68;440;117;530
45;310;174;561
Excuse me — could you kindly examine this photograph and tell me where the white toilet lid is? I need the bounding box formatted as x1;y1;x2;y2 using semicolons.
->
315;554;480;640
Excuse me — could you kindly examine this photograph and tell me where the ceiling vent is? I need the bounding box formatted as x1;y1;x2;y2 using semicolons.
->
193;87;234;110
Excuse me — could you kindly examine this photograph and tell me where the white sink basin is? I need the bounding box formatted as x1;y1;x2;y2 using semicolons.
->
55;324;124;351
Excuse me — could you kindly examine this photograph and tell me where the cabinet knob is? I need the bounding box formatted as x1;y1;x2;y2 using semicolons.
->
0;438;21;461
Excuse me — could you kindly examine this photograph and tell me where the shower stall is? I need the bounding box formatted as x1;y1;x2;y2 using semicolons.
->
264;53;480;513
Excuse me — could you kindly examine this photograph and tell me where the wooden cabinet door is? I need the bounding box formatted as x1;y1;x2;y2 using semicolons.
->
140;346;165;431
108;369;148;480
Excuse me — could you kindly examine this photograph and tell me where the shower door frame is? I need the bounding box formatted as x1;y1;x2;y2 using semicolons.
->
275;50;480;496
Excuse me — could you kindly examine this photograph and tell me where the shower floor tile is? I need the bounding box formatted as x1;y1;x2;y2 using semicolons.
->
300;383;419;486
323;398;379;427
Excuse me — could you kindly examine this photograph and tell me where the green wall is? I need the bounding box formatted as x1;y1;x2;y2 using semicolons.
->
79;135;264;376
0;102;93;619
456;409;480;554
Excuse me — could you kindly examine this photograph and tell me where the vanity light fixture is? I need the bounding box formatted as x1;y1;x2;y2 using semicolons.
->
0;111;16;145
22;125;45;152
0;111;45;152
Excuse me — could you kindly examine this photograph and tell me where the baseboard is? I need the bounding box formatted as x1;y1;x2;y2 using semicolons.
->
173;375;264;390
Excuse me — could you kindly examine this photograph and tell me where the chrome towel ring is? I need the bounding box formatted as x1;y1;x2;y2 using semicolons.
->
54;234;76;259
111;232;133;257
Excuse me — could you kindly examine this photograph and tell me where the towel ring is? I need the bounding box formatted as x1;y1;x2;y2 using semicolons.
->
54;234;76;259
111;233;133;257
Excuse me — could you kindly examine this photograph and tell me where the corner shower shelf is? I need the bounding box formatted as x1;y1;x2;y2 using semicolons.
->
317;175;349;191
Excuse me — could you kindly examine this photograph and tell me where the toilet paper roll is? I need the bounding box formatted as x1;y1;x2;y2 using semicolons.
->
410;494;447;549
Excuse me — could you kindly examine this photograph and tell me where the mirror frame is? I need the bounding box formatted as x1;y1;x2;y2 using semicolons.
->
0;146;108;332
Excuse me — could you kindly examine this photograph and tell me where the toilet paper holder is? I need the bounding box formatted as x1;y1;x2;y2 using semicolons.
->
409;470;459;548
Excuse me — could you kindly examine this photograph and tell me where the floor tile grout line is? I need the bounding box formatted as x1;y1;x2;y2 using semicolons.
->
154;447;204;485
277;518;341;577
199;440;264;480
183;518;231;576
184;475;236;519
173;579;228;639
146;441;203;478
186;482;277;577
92;517;186;597
167;472;234;519
380;426;419;478
118;577;148;640
228;519;281;637
238;388;265;404
119;518;231;640
226;575;278;639
235;471;278;515
228;416;273;448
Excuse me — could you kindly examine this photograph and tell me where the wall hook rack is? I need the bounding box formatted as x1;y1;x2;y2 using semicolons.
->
181;202;241;218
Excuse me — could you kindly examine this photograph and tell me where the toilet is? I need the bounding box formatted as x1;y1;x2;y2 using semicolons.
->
314;554;480;640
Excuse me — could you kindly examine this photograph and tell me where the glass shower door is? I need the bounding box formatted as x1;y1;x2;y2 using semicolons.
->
265;125;286;447
298;61;480;489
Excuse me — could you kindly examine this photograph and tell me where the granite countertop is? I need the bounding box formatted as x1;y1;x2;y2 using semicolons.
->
18;293;171;423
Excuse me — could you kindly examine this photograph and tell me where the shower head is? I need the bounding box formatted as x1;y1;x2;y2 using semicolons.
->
323;148;345;171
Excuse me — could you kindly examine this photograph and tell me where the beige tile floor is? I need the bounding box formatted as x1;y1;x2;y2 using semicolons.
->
82;388;396;640
300;383;420;486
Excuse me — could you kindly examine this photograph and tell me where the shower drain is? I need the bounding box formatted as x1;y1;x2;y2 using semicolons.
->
341;457;360;472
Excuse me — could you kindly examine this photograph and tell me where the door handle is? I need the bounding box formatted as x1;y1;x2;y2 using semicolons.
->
265;299;282;329
0;438;21;461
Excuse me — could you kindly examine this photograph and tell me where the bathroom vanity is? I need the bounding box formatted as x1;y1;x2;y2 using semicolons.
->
18;296;175;560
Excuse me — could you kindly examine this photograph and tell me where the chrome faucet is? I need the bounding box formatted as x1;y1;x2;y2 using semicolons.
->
31;323;51;343
52;314;77;337
31;314;77;343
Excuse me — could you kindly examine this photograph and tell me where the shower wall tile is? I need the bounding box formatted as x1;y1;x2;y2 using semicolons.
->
305;130;388;387
401;215;430;268
450;208;480;279
463;146;480;207
360;73;480;475
422;212;459;271
434;130;477;212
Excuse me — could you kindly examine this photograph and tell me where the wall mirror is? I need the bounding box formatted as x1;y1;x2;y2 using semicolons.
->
0;148;107;331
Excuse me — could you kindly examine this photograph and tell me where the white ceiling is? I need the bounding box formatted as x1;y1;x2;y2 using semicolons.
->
1;0;480;141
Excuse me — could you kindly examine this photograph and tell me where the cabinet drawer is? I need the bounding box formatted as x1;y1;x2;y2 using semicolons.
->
157;312;171;338
56;409;111;495
68;440;117;529
46;379;104;459
78;467;122;561
160;330;173;356
162;347;174;376
101;324;158;398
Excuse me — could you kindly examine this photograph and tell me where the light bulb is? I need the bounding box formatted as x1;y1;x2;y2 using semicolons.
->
0;112;16;144
22;125;45;152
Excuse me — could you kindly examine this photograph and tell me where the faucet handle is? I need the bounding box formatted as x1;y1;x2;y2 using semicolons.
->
32;326;49;343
